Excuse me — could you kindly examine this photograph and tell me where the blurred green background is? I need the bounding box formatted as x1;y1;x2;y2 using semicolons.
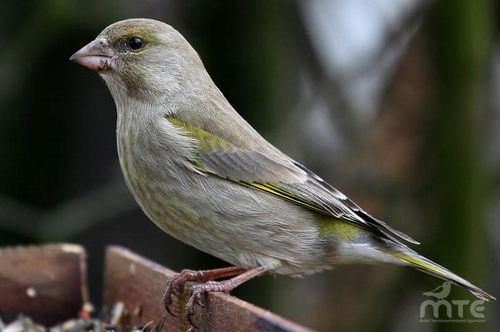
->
0;0;498;331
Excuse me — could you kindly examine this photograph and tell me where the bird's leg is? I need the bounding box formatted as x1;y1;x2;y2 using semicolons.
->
185;267;267;322
163;266;246;316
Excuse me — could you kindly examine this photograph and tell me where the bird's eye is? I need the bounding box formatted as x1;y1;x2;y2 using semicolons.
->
128;37;144;50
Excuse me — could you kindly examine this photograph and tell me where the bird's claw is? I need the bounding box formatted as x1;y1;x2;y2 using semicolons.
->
185;287;206;327
186;281;230;328
162;266;258;328
163;269;199;316
164;267;245;317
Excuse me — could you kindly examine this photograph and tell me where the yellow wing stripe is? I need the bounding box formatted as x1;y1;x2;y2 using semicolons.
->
392;252;442;274
240;182;326;214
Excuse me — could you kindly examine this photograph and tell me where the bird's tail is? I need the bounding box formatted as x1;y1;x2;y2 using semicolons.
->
390;247;495;301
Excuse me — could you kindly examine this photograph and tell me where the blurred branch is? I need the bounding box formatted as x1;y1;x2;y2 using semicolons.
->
0;194;42;237
0;179;138;241
38;179;137;241
352;0;430;79
299;0;430;131
294;2;360;139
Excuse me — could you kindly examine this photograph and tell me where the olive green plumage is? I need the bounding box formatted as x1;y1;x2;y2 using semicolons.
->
70;18;494;301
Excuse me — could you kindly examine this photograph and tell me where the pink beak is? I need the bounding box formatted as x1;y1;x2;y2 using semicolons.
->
70;39;115;72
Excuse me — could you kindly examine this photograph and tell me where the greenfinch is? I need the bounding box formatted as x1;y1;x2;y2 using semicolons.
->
70;18;494;315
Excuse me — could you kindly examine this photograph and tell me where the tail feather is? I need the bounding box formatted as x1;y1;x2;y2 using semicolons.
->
392;250;495;301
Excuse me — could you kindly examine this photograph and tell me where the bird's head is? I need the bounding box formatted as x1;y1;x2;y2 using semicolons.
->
70;18;209;105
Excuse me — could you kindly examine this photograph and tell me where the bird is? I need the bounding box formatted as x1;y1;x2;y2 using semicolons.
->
70;18;495;317
423;281;452;299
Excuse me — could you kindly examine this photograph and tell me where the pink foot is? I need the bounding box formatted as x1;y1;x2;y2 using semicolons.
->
163;266;245;316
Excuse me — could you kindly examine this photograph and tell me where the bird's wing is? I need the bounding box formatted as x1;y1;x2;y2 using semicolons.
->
165;115;418;245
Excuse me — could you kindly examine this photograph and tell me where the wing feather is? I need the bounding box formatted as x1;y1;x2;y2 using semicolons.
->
165;115;418;245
